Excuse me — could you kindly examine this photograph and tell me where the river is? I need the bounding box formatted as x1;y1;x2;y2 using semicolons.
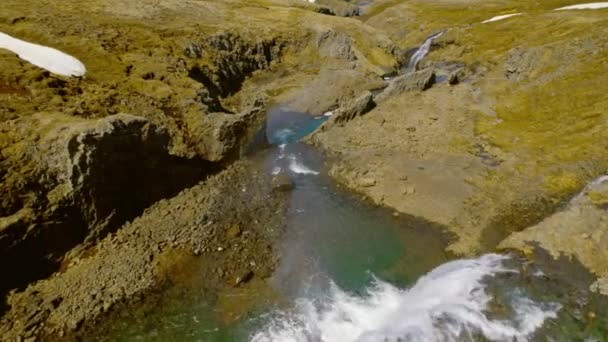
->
90;107;608;342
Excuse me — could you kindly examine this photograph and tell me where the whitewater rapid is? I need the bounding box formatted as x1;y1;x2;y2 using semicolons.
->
251;254;560;342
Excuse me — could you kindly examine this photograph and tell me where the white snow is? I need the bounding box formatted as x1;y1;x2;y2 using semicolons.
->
555;2;608;10
482;13;523;23
0;31;86;77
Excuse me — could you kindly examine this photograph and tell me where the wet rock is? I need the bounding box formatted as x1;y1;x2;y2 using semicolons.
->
234;269;253;286
375;68;435;102
333;91;376;124
271;173;294;192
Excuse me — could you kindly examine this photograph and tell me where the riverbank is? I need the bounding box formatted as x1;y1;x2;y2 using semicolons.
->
308;0;608;282
1;0;608;340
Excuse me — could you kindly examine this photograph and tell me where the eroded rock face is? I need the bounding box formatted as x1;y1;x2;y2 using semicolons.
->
313;0;360;17
500;177;608;295
183;97;267;162
317;30;357;61
187;33;287;111
0;160;288;340
0;113;210;298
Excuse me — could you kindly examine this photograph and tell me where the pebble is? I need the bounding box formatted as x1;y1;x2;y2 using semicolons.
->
359;177;376;187
403;185;416;195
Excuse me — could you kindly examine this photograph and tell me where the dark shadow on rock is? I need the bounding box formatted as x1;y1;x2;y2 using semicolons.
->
479;195;560;252
0;114;219;313
498;245;608;339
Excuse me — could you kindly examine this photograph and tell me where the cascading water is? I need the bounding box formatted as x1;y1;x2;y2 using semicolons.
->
90;107;602;342
251;254;560;342
404;31;445;73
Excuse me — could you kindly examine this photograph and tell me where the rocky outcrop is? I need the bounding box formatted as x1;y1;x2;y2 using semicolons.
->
187;33;287;111
374;68;435;102
317;30;357;61
332;91;376;124
0;160;288;341
314;0;360;17
183;97;267;162
0;113;211;300
500;176;608;295
504;47;542;81
282;68;385;116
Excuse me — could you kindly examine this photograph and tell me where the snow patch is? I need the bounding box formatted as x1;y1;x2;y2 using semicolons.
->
555;2;608;10
0;31;86;77
482;13;523;23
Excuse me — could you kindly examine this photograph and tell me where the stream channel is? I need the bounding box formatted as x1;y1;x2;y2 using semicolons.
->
88;105;608;341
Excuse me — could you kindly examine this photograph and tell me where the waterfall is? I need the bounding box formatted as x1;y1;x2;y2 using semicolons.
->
404;31;445;73
251;254;560;342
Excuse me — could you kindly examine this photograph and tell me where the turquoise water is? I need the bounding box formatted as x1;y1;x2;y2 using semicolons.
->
91;107;608;342
90;107;449;341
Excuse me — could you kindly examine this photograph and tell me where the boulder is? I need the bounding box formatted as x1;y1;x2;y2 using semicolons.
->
183;97;267;162
271;173;294;192
333;91;376;124
375;68;435;102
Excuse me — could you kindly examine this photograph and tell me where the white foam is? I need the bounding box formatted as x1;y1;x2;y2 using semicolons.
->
482;13;523;23
272;166;282;175
0;31;86;77
275;128;296;143
555;2;608;10
251;254;560;342
288;155;319;175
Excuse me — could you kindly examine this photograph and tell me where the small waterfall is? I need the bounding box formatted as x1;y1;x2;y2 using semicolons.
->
570;175;608;204
251;254;560;342
404;31;445;73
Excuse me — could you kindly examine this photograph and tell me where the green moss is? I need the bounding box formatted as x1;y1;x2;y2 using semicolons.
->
588;190;608;207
